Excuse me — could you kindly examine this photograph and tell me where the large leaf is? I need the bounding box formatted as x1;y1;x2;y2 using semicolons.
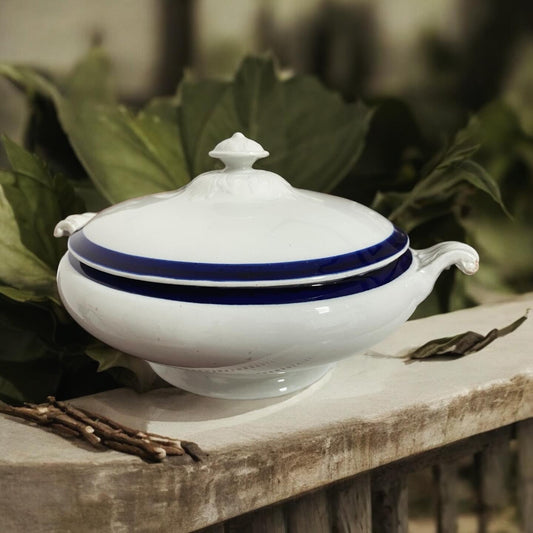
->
1;136;84;269
0;297;56;363
85;343;159;393
233;57;287;161
374;117;508;231
272;75;371;191
452;102;533;306
24;48;114;182
0;63;77;179
0;286;49;303
333;98;424;205
0;290;93;361
1;51;190;204
2;53;373;202
57;101;189;203
178;56;373;191
178;78;233;176
0;176;57;300
470;101;527;176
0;63;61;102
0;50;113;186
0;295;61;404
0;292;116;403
24;94;88;181
457;177;533;301
63;47;115;104
57;51;189;202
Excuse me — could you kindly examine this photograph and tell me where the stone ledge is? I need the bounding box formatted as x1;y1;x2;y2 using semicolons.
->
0;295;532;532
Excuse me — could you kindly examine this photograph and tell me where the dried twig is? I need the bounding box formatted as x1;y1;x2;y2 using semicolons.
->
0;396;204;463
74;404;183;448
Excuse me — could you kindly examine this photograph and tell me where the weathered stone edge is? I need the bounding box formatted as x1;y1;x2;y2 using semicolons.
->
0;373;530;532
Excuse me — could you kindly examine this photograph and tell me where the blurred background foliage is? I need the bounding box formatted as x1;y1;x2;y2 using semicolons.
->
0;0;533;405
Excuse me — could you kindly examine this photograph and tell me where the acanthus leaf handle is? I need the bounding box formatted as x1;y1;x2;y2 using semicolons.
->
414;241;479;280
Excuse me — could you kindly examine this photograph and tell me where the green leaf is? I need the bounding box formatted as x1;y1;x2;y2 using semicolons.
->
1;136;84;274
178;78;233;176
0;286;48;303
0;47;113;105
372;190;456;233
458;187;533;302
420;118;481;178
454;103;533;305
0;63;61;102
63;47;115;104
0;180;57;300
178;56;373;191
0;298;55;363
333;98;423;205
0;137;84;303
85;343;159;393
469;102;527;167
55;52;190;203
1;52;190;204
72;179;110;212
0;295;68;403
273;75;372;192
455;159;510;217
22;50;114;182
233;56;286;158
0;294;92;362
2;53;372;202
376;117;507;231
0;293;112;403
57;101;190;203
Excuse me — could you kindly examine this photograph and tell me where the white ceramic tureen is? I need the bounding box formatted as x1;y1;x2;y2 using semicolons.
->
55;132;479;400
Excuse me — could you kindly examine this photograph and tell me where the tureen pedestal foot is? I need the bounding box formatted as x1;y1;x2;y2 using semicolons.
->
147;362;335;400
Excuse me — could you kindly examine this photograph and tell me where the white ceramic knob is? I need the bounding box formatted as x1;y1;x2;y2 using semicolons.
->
209;132;269;169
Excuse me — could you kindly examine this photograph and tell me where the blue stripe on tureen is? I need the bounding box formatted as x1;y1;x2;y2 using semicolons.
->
72;250;413;305
69;228;409;283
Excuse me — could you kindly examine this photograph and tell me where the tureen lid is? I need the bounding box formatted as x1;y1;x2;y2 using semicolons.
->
68;133;409;287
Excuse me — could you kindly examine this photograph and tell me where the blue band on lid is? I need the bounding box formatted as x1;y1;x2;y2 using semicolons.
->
72;250;413;305
69;228;409;283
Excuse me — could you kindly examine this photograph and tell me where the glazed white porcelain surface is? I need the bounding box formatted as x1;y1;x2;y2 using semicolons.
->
57;242;477;399
79;189;394;265
75;190;398;284
55;132;479;399
67;133;403;287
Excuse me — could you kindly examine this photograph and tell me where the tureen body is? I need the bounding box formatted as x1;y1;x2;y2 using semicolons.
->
55;133;478;399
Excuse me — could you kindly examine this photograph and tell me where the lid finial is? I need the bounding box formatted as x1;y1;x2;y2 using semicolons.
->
209;132;269;170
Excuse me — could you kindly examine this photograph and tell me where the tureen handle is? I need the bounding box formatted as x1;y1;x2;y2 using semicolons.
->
54;212;96;238
414;241;479;278
411;241;479;303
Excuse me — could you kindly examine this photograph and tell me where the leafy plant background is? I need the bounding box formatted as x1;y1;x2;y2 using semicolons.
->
0;40;531;404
